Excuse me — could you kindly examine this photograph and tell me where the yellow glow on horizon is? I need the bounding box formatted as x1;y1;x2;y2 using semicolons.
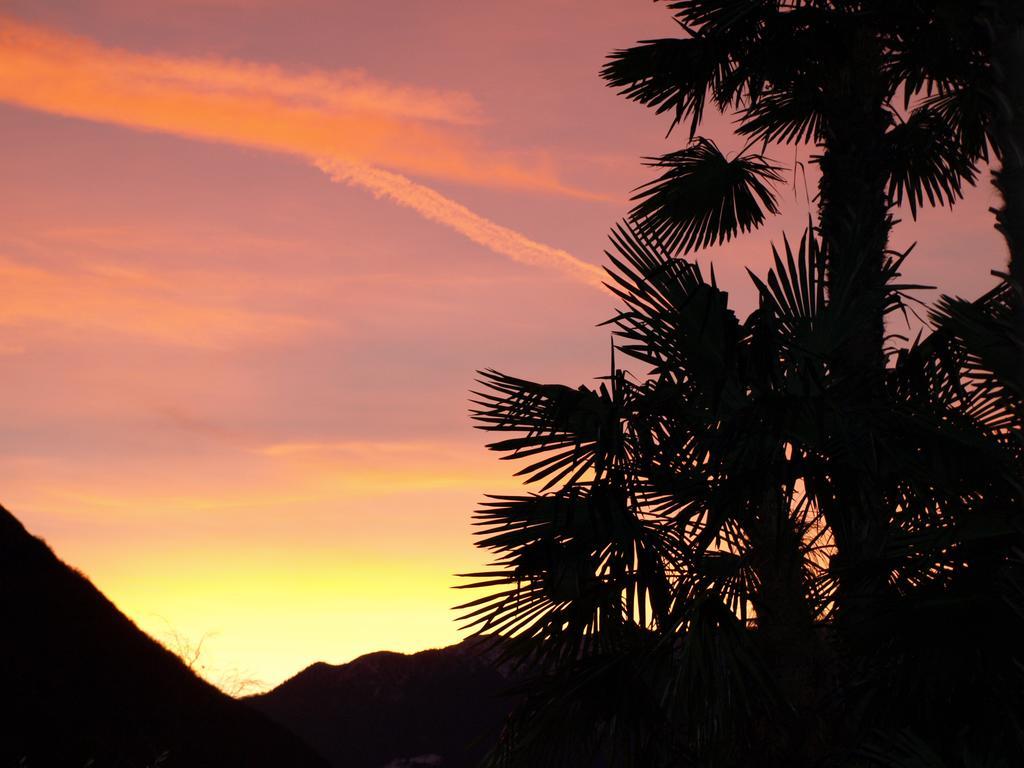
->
108;552;473;692
0;3;664;699
4;438;522;692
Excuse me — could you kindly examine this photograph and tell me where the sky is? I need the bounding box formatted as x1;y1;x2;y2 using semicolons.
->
0;0;1011;691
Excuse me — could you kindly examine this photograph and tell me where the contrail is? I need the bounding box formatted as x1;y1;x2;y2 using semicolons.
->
317;159;607;290
0;16;608;289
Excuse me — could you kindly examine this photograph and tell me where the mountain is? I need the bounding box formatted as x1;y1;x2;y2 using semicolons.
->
248;639;517;768
0;504;328;768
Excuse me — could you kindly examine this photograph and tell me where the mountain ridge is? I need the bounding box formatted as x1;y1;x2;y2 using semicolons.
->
248;637;517;768
0;504;328;768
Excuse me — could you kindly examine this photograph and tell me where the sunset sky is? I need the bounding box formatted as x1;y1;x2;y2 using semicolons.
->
0;0;1011;690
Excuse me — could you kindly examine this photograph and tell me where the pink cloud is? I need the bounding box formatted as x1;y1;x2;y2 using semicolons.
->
0;16;580;194
0;256;314;348
0;15;609;286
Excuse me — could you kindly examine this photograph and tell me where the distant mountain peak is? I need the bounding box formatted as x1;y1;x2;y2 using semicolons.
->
249;636;516;768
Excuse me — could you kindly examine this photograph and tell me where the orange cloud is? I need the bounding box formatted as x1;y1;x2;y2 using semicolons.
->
255;438;515;495
0;256;313;348
0;16;610;288
30;225;307;259
0;16;574;194
0;436;514;523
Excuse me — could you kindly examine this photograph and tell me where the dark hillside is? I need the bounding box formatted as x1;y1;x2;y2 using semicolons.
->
0;504;327;768
249;639;515;768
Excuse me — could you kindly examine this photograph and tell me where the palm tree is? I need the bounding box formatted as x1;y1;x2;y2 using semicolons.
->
600;1;981;627
462;223;1023;767
603;0;1024;348
602;1;972;357
601;0;1024;658
458;2;1024;765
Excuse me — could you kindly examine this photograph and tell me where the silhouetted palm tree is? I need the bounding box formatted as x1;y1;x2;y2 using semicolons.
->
463;224;1023;767
601;0;1024;669
460;2;1024;766
601;1;993;627
603;0;1024;339
605;2;960;355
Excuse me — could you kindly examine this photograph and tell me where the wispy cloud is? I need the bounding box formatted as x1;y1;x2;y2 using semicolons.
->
0;256;313;348
318;160;608;288
257;438;471;458
0;15;605;287
0;16;582;193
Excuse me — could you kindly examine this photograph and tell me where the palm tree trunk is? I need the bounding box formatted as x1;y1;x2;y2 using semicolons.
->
990;10;1024;347
748;502;829;767
815;29;894;629
817;61;892;377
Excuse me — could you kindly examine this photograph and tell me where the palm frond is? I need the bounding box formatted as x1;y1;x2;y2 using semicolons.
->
884;108;979;218
931;281;1024;407
601;37;732;137
471;371;626;490
665;0;773;33
481;647;680;768
630;138;782;256
602;220;746;392
736;81;824;145
457;483;675;665
666;596;783;761
746;227;828;346
920;84;995;162
883;2;988;105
